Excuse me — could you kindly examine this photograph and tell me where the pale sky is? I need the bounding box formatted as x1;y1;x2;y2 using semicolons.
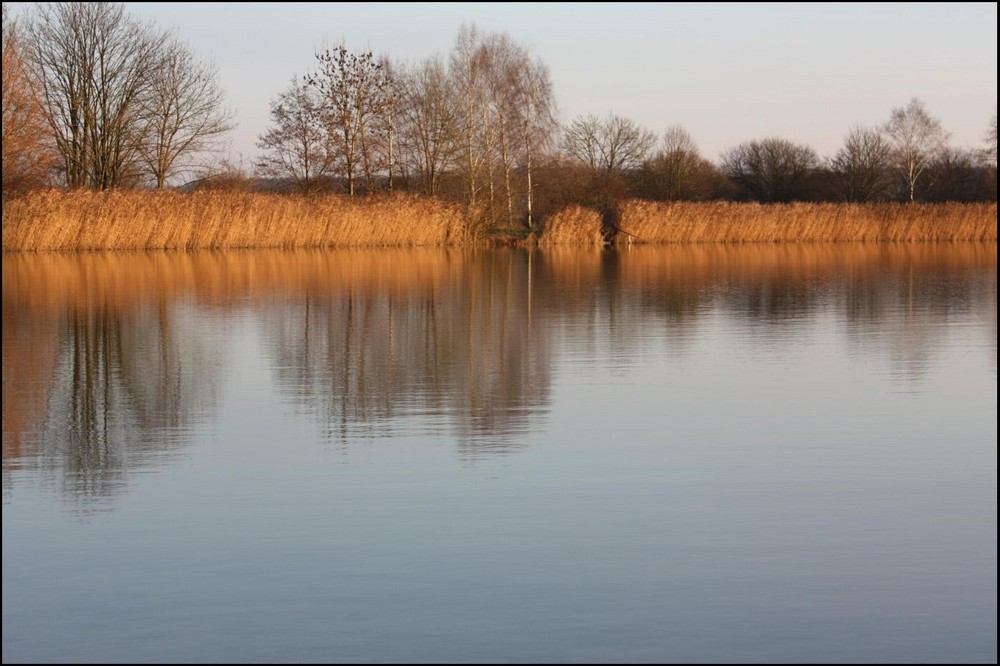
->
14;2;1000;164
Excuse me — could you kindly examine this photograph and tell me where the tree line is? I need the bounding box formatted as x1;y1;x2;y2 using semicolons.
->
3;2;997;221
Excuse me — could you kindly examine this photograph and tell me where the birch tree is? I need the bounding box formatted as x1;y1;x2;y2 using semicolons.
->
515;56;556;229
450;24;490;209
883;98;949;202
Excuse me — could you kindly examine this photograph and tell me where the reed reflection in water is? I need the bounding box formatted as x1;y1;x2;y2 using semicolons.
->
3;244;995;509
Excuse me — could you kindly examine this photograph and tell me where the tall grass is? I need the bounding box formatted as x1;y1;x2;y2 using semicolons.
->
2;190;473;251
3;192;996;251
537;205;605;246
615;201;997;243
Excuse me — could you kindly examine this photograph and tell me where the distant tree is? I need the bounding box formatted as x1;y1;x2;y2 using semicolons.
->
562;113;656;174
306;45;393;195
26;2;168;189
720;137;819;202
640;125;718;200
922;147;995;202
194;154;256;191
829;125;894;202
883;98;949;202
256;78;334;193
2;4;53;195
139;37;234;189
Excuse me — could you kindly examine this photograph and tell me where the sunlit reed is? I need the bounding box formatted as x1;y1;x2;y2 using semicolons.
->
537;205;605;246
3;192;996;251
615;201;997;244
2;190;473;251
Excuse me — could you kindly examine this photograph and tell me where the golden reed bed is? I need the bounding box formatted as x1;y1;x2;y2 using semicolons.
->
613;201;997;244
1;190;473;251
1;191;996;251
537;205;605;246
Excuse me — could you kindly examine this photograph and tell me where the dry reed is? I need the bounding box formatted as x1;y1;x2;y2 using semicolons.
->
3;192;996;251
614;201;997;244
2;190;474;251
538;205;604;245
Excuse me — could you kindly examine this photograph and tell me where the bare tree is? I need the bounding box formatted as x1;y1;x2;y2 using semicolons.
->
256;77;333;193
641;125;716;200
449;23;490;209
2;4;53;195
829;125;893;202
561;114;602;172
397;56;459;196
139;36;234;189
602;114;656;174
444;24;555;227
515;56;557;229
27;2;168;189
562;113;655;174
306;45;393;195
720;137;819;202
481;32;524;226
883;98;949;202
374;54;401;190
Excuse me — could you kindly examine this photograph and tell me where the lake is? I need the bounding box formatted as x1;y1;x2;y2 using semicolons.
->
2;244;996;663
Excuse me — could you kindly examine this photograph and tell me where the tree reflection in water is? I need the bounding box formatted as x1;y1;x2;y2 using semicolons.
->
2;244;995;507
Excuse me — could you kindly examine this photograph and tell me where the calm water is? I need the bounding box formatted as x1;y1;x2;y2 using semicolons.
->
2;245;996;664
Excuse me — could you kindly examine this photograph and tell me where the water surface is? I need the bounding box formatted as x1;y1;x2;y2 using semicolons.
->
3;244;996;663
